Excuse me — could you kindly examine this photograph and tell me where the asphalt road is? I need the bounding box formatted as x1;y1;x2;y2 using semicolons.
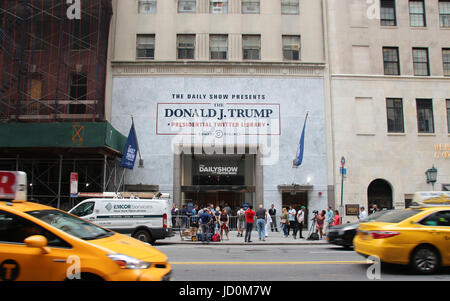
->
154;244;450;281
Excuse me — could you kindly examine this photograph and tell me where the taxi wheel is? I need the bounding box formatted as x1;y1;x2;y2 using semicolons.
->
410;246;440;274
133;229;155;245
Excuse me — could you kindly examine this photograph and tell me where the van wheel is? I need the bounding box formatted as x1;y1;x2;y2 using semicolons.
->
133;229;154;245
410;245;440;274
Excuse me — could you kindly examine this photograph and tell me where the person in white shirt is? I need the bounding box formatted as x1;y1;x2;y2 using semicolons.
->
359;206;368;221
288;206;296;236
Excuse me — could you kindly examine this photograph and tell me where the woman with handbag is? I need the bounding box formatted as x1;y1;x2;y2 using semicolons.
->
281;208;289;237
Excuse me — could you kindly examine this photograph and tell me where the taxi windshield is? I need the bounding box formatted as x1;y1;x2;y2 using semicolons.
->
374;209;422;223
26;209;113;240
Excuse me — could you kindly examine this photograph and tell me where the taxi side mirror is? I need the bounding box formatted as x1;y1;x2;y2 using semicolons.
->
24;235;51;254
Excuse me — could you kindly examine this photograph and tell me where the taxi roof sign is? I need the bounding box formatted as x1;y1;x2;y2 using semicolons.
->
411;191;450;207
0;171;27;202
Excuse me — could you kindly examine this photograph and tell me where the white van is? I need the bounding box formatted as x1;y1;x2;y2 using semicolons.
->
68;195;173;245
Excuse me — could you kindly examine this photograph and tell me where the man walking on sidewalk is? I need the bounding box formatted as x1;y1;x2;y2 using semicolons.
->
256;204;267;241
269;204;278;232
244;206;255;243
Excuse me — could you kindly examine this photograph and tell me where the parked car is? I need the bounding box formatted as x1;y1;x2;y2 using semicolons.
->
326;209;399;248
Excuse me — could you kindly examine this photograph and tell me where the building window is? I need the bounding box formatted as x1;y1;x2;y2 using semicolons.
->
409;0;426;27
447;99;450;133
281;0;299;15
177;34;195;59
380;0;397;26
242;0;260;14
242;35;260;60
386;98;404;133
138;0;156;13
413;48;430;76
416;99;434;133
383;47;400;75
210;35;228;60
439;0;450;27
69;73;87;114
71;20;90;50
282;35;300;61
210;0;228;14
444;48;450;76
178;0;196;13
136;35;155;59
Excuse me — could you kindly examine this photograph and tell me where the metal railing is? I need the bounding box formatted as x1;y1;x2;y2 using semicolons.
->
171;215;282;232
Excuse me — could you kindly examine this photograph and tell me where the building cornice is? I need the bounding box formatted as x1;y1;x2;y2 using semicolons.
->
111;61;326;77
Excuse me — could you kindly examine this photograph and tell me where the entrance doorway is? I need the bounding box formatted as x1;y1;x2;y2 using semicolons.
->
282;191;308;228
184;191;244;214
367;179;393;213
180;152;256;212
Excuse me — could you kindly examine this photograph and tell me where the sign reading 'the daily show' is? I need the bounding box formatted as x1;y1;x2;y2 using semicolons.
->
156;101;280;136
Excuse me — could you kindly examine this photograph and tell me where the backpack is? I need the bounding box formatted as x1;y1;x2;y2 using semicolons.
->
212;233;220;242
308;233;319;241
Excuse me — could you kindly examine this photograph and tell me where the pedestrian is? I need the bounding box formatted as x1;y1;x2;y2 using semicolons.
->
358;206;367;221
288;206;296;236
224;203;232;216
315;210;326;239
268;204;278;232
244;205;255;243
332;210;340;226
325;206;334;237
256;204;267;241
265;211;272;238
219;209;230;240
199;208;212;244
171;204;179;229
191;204;199;229
181;205;189;228
370;204;380;215
236;206;246;237
281;207;289;237
294;206;305;239
214;206;221;233
288;206;297;236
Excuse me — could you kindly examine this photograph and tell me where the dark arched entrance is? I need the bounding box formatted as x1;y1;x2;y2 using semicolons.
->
367;179;393;213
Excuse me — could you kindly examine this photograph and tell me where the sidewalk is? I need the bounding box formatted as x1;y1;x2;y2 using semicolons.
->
158;229;328;245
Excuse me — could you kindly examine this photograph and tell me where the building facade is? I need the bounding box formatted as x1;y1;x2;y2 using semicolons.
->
108;0;334;221
107;0;449;223
326;0;450;219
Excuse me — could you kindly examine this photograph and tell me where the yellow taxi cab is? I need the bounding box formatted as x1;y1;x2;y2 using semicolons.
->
0;171;171;281
354;194;450;274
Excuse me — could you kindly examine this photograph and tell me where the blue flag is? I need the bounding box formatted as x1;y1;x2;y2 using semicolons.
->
120;123;139;169
295;113;308;167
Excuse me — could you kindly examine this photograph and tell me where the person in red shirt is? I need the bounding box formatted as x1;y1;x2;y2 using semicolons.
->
332;210;341;226
244;206;255;243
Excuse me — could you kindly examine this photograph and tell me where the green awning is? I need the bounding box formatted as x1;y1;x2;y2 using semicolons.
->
0;122;127;155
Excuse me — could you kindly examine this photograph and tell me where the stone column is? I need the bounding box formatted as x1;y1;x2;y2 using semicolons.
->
173;152;182;207
255;149;264;207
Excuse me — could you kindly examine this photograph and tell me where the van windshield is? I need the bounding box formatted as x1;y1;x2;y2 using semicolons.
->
27;210;113;240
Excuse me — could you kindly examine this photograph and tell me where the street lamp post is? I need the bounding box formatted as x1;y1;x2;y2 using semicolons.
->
425;166;438;191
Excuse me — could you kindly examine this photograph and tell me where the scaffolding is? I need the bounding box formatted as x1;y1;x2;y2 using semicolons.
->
0;1;119;209
0;155;123;211
0;0;112;122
